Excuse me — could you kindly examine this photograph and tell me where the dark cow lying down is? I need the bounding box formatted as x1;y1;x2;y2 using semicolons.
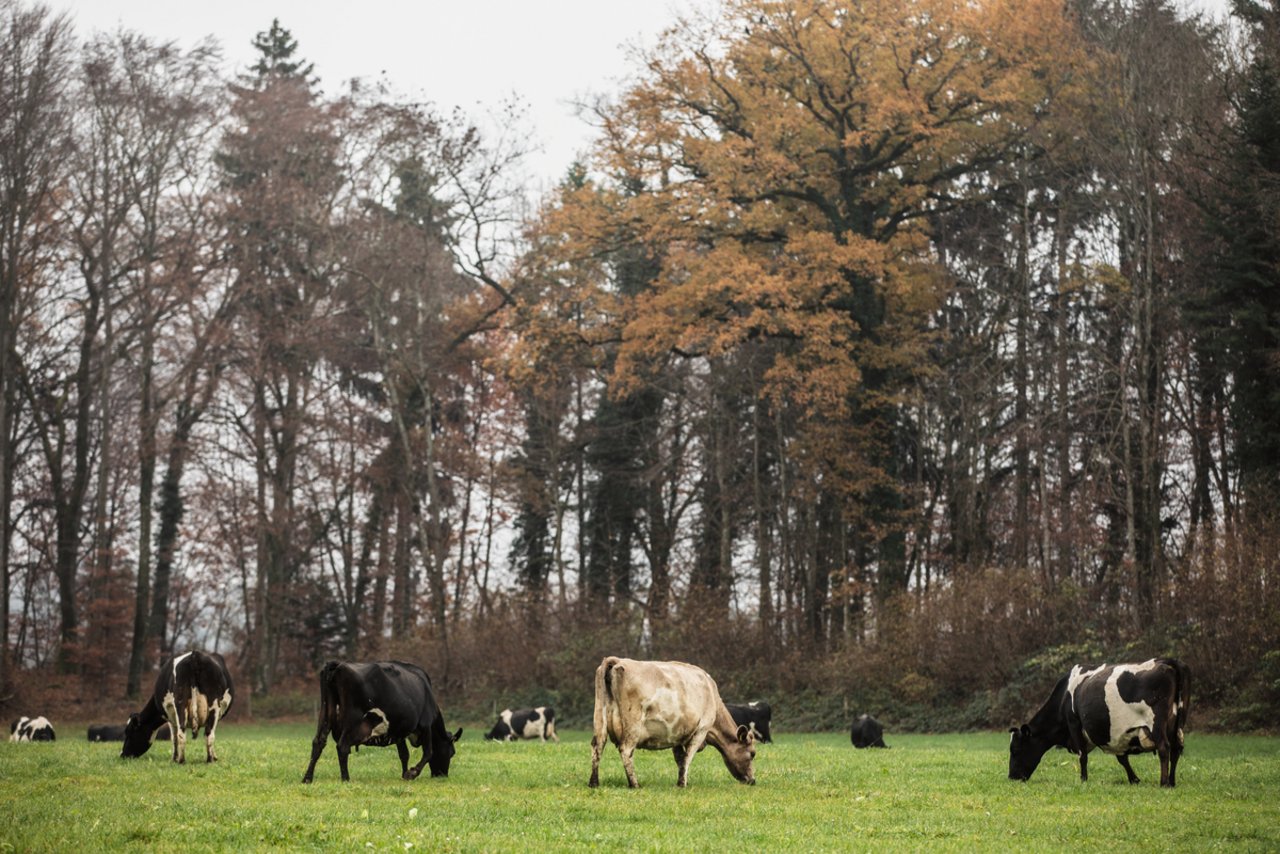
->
850;714;888;748
88;724;127;742
590;657;756;788
726;701;772;743
302;660;461;783
10;716;55;742
122;650;234;763
1010;658;1189;787
90;723;169;742
485;706;558;742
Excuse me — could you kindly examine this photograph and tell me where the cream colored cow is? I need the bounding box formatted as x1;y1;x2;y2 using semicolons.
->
589;656;756;788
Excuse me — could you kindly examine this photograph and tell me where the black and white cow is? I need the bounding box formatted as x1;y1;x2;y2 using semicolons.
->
301;660;462;783
1009;657;1189;787
9;716;55;742
725;701;773;744
850;714;888;748
121;650;234;763
88;724;127;742
485;706;559;742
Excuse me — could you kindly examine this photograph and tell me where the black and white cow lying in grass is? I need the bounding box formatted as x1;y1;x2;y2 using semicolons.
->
10;716;55;742
1009;657;1189;787
485;706;559;742
121;650;234;763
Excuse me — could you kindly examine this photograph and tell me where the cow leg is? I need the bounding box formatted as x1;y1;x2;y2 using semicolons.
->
407;740;432;780
1077;750;1088;782
336;737;353;782
589;735;603;788
672;745;687;782
1116;754;1140;784
163;694;184;763
204;706;221;763
676;733;709;787
619;742;641;788
302;719;332;783
1168;728;1183;787
397;740;413;779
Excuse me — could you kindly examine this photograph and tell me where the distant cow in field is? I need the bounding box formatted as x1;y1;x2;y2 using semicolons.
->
589;657;756;788
88;724;126;742
91;722;168;742
726;701;773;743
121;650;234;763
10;716;55;742
301;660;462;783
485;706;558;742
850;714;888;748
1009;658;1189;787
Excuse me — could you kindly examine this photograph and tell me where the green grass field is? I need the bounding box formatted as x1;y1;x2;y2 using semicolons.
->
2;724;1277;852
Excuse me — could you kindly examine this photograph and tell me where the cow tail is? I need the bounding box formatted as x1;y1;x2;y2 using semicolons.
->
592;657;622;749
318;661;341;727
1170;658;1190;738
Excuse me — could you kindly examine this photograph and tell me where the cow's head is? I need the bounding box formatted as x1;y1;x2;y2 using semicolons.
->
428;727;463;777
484;722;510;742
1008;724;1052;781
120;713;155;759
720;724;757;785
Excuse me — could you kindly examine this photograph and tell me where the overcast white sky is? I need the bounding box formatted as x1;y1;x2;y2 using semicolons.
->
57;0;715;193
58;0;1233;194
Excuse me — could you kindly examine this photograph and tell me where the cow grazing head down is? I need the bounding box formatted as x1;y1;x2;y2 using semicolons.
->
1007;723;1056;782
588;656;756;789
302;660;461;783
1010;658;1190;787
121;650;234;763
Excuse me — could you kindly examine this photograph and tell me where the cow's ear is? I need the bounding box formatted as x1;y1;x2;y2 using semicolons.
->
1020;724;1030;736
736;724;751;744
451;728;463;742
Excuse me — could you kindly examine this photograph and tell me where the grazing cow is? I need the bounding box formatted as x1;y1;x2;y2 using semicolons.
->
301;660;462;783
850;714;888;748
9;716;55;742
88;724;127;742
725;701;773;744
589;656;756;788
485;706;559;742
1009;657;1189;787
121;650;234;763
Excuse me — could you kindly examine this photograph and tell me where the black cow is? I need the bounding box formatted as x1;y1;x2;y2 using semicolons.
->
88;724;127;742
10;716;55;742
850;714;887;748
121;650;234;763
301;660;462;783
485;706;559;742
725;701;773;744
1009;658;1189;787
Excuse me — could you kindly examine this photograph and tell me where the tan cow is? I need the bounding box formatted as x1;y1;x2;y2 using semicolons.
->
588;656;756;788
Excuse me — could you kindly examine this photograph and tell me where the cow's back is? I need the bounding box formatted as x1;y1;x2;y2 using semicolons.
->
603;658;720;749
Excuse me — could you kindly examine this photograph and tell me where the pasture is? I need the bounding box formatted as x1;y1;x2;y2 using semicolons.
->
1;725;1277;851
